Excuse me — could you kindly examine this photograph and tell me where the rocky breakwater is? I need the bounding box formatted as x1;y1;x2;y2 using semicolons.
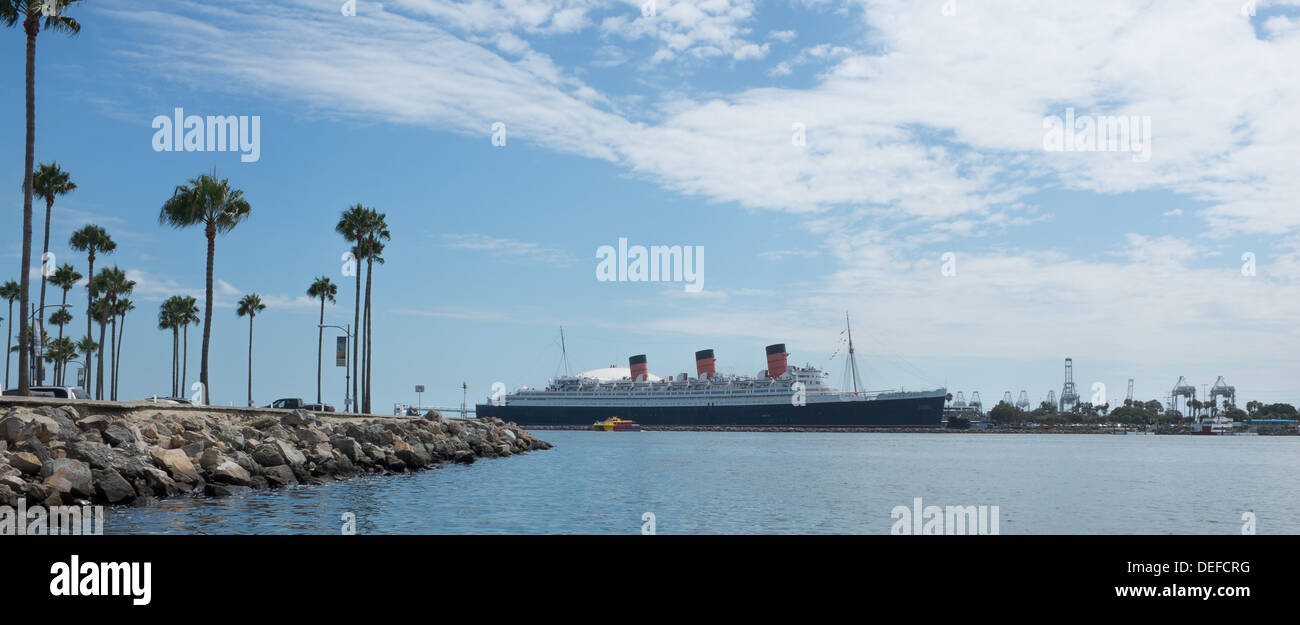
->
0;404;551;507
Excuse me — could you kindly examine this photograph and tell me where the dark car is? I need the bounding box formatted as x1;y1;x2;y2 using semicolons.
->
265;398;333;412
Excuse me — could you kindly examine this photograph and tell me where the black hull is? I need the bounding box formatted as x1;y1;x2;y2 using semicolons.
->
476;394;945;428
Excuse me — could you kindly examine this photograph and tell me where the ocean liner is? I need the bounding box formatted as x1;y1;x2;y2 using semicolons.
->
476;321;947;428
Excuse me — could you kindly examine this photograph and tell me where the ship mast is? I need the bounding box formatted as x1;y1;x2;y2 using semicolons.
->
560;326;571;377
846;311;862;395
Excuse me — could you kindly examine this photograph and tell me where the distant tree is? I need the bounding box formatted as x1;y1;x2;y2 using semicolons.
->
236;293;266;407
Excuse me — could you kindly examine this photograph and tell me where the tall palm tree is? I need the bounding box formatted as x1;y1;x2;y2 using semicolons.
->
158;297;183;396
91;266;129;400
358;219;388;413
177;295;199;391
68;224;114;396
31;161;75;383
236;293;265;407
47;307;70;382
159;173;251;405
2;0;82;394
47;262;80;338
0;280;19;388
307;276;337;404
112;297;134;399
335;205;368;412
89;297;111;398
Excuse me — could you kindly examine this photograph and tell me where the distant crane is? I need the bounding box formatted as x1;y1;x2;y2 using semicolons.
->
1046;390;1057;412
1210;376;1236;411
1002;391;1014;406
1059;358;1080;412
1016;390;1031;411
970;391;983;413
1171;376;1196;416
953;391;967;408
1126;378;1134;404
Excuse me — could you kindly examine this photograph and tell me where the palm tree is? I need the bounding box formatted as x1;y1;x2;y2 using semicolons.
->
158;297;183;396
307;276;337;404
159;173;251;405
0;280;19;388
112;297;134;399
89;297;112;398
2;0;83;394
31;161;76;383
47;262;80;338
45;336;76;384
47;307;71;382
68;224;115;396
91;266;130;400
72;335;94;388
336;205;368;412
358;223;388;413
236;293;265;407
177;295;199;391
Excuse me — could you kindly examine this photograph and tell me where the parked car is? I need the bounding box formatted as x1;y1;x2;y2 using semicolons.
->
2;386;91;399
141;396;192;405
264;398;333;412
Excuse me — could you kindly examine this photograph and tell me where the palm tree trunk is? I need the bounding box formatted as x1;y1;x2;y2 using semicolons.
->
18;19;38;395
5;300;13;388
316;297;323;403
95;320;106;400
352;253;360;413
85;253;94;397
172;327;179;397
363;253;373;413
361;258;371;413
56;289;66;383
38;197;53;382
109;317;117;400
182;323;189;395
114;312;125;399
201;225;215;405
247;315;254;407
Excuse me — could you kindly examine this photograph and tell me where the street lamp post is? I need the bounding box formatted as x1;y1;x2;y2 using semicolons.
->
28;303;70;387
319;323;352;413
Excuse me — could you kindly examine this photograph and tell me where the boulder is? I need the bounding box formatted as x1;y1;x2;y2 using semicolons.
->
329;436;361;461
40;458;95;499
76;415;111;431
199;448;226;471
92;468;135;504
392;438;430;468
101;424;136;448
148;447;200;483
140;466;180;497
210;461;252;486
10;451;43;475
273;440;307;467
251;444;285;467
262;464;297;487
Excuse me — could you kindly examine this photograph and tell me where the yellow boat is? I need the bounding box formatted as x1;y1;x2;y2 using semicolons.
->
592;417;641;432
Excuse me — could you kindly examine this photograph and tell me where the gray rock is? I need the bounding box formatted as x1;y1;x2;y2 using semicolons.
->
102;424;136;448
252;444;285;467
148;447;200;483
274;440;306;467
40;458;95;499
77;415;111;431
92;468;135;504
211;461;251;486
262;464;297;487
330;436;361;461
9;451;43;475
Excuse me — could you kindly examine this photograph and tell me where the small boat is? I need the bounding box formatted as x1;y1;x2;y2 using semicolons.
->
593;417;641;432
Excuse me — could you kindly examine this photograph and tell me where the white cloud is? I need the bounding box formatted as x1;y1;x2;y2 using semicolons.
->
442;233;578;266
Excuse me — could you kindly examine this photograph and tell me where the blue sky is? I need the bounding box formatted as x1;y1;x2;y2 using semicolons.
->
3;0;1300;411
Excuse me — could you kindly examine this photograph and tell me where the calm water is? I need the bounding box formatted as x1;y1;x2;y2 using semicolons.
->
105;432;1300;534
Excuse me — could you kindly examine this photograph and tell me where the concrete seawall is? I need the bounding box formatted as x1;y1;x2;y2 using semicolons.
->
0;398;551;508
